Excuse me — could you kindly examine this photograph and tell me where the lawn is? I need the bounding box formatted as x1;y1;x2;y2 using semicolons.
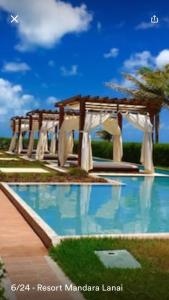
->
50;238;169;300
0;152;106;183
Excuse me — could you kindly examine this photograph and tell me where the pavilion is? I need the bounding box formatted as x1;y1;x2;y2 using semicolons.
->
55;95;159;173
8;116;30;154
26;109;59;160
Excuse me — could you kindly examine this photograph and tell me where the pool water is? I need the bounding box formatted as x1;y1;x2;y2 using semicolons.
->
10;176;169;236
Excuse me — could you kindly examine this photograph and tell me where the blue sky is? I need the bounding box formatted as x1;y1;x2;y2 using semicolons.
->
0;0;169;141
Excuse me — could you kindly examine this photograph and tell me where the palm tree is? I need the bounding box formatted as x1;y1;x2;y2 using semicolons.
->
106;65;169;143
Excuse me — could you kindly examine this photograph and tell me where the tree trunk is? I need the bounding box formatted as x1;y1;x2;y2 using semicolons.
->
155;113;160;144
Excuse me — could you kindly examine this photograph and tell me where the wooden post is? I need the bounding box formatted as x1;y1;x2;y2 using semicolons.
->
29;116;33;136
58;106;65;165
59;106;65;129
16;118;22;153
55;123;58;152
39;112;43;136
149;112;155;144
155;113;160;144
27;115;33;156
78;101;86;167
13;119;16;135
117;112;123;130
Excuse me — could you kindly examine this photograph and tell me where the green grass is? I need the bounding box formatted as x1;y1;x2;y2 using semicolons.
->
0;151;106;182
50;238;169;300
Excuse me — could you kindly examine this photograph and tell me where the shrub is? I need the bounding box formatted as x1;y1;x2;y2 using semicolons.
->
68;167;88;178
74;140;169;167
0;138;11;150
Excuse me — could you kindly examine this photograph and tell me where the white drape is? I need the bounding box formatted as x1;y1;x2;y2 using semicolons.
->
27;121;37;157
49;123;59;155
81;112;110;171
103;118;123;162
17;132;23;154
50;132;56;155
58;116;79;166
8;132;17;153
125;113;154;173
36;120;58;160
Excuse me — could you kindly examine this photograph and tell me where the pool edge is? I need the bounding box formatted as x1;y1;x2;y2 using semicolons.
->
1;182;169;245
0;182;60;249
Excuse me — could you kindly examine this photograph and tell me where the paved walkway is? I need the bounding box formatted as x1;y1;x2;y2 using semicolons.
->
0;190;81;300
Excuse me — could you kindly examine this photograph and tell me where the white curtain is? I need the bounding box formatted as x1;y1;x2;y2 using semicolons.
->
36;120;58;160
81;112;110;171
27;121;37;157
17;132;23;154
49;122;58;155
103;118;123;162
125;113;154;173
58;116;79;166
8;132;17;153
50;132;56;155
36;122;48;160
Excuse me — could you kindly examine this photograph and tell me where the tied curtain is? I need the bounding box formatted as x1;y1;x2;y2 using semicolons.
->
8;132;17;153
49;129;57;155
49;121;59;155
125;113;154;173
36;121;58;160
103;118;123;162
58;116;79;166
81;112;110;171
27;120;38;157
17;124;29;154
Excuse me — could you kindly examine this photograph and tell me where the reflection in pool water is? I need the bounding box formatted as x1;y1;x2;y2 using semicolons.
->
10;176;169;236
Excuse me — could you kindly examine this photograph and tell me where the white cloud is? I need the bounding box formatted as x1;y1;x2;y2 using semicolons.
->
47;96;60;105
104;48;119;58
0;78;37;120
97;21;102;32
2;61;30;72
0;0;92;51
60;64;78;76
123;51;155;71
156;49;169;69
48;60;55;67
135;21;157;30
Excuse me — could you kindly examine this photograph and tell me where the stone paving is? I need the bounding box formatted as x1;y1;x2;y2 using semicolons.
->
0;190;82;300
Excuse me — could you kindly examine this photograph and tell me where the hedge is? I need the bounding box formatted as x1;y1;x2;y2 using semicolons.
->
0;138;169;167
0;138;36;150
74;140;169;167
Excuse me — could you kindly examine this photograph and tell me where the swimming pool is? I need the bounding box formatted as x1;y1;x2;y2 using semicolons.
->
9;175;169;237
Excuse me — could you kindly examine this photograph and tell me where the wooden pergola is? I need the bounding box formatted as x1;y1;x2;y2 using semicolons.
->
26;109;60;135
11;116;29;134
9;116;30;153
55;95;159;167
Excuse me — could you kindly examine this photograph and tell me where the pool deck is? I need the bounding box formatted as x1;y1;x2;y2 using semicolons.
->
0;189;84;300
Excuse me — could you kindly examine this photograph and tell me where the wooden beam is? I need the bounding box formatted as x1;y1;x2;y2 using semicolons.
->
78;101;86;167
